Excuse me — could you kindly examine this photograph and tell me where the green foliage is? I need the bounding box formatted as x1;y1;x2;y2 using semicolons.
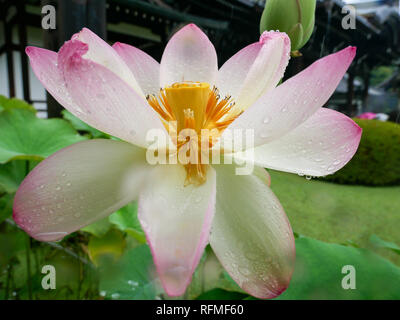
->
370;66;396;87
0;161;39;194
323;119;400;186
276;237;400;299
108;202;146;243
81;217;112;238
0;99;87;164
0;193;13;223
0;95;36;113
98;244;163;300
197;237;400;300
88;229;126;266
269;170;400;266
369;235;400;256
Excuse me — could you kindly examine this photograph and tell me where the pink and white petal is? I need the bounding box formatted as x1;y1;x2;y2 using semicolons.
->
253;166;271;187
138;165;216;297
58;39;166;148
160;24;218;88
13;140;149;242
113;42;160;96
217;31;290;111
72;28;144;97
210;165;295;299
26;47;83;116
223;46;357;151
232;108;362;177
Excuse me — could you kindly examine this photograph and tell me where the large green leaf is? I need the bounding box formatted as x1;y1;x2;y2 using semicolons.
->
98;244;163;300
369;234;400;256
0;95;36;113
0;107;87;163
81;217;112;238
108;202;146;243
0;161;29;194
276;237;400;299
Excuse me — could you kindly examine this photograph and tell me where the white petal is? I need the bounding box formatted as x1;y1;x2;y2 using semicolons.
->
222;47;357;151
14;140;149;242
138;165;216;296
210;165;295;299
160;24;218;87
217;31;290;111
113;42;160;95
231;108;362;176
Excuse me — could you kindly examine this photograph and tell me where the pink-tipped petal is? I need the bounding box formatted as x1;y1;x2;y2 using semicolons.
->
232;108;362;177
113;42;160;95
72;28;143;96
224;46;357;150
160;24;218;88
25;47;83;116
217;31;290;111
138;165;216;296
57;39;166;148
253;166;271;187
210;165;295;299
13;140;149;242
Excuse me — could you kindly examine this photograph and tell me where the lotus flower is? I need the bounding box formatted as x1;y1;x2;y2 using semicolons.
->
15;24;361;298
357;112;377;120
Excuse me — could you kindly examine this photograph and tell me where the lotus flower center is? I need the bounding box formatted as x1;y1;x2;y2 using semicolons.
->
147;81;241;185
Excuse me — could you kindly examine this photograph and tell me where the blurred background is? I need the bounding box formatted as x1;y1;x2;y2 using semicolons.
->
0;0;399;300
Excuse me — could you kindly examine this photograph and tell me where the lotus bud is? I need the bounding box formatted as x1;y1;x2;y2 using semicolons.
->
260;0;316;54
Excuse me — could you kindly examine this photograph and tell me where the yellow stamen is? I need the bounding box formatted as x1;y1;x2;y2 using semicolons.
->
147;81;241;185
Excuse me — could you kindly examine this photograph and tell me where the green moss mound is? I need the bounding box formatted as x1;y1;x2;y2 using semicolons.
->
324;119;400;186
